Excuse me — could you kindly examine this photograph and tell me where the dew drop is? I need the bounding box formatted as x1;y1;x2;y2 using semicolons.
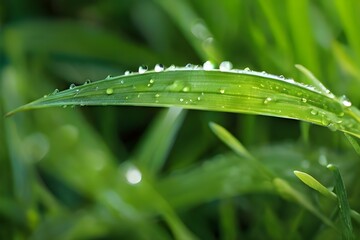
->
179;98;184;102
279;75;285;79
154;64;165;72
321;116;330;126
197;96;201;101
264;97;272;104
139;65;148;74
327;123;338;132
52;89;59;95
185;63;194;69
155;93;160;98
182;86;190;92
203;60;215;70
310;109;318;116
301;98;307;103
69;83;76;89
339;95;352;107
167;65;176;71
219;61;233;71
106;75;112;80
244;67;251;71
124;70;131;75
84;79;91;85
219;88;225;94
147;79;155;87
106;88;114;95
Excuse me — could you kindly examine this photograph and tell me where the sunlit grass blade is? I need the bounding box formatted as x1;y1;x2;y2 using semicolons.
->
7;67;360;139
327;164;354;239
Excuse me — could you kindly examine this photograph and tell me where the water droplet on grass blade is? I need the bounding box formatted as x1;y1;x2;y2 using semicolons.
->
219;88;225;94
106;88;114;95
52;89;59;95
301;98;307;103
244;67;251;71
310;109;318;116
339;95;352;107
139;65;148;74
219;61;233;71
327;123;338;132
167;65;176;71
154;64;165;72
106;75;112;80
69;83;76;89
147;79;155;87
84;79;91;85
264;97;273;104
203;61;215;70
124;70;131;75
185;63;194;69
182;86;190;92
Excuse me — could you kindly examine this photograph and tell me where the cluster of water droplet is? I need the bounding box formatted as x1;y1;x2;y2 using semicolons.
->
118;61;292;82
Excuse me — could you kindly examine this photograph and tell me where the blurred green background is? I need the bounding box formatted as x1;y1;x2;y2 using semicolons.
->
1;0;360;239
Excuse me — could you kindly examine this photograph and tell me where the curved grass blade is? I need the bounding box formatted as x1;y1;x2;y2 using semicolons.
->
294;170;337;201
6;64;360;139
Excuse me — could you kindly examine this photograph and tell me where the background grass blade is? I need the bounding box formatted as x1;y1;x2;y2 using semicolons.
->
327;164;354;240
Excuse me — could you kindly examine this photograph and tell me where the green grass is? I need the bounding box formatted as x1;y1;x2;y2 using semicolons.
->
2;0;360;239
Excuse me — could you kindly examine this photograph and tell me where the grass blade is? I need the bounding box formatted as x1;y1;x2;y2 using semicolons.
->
7;66;360;139
134;107;186;175
327;164;354;240
294;170;337;200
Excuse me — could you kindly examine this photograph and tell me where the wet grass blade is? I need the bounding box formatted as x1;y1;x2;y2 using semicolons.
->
7;66;360;139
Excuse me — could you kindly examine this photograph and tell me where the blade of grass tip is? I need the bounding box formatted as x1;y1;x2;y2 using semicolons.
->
344;133;360;157
133;107;186;176
6;67;360;139
293;170;337;201
294;170;360;225
273;178;336;229
208;122;274;179
327;164;354;240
